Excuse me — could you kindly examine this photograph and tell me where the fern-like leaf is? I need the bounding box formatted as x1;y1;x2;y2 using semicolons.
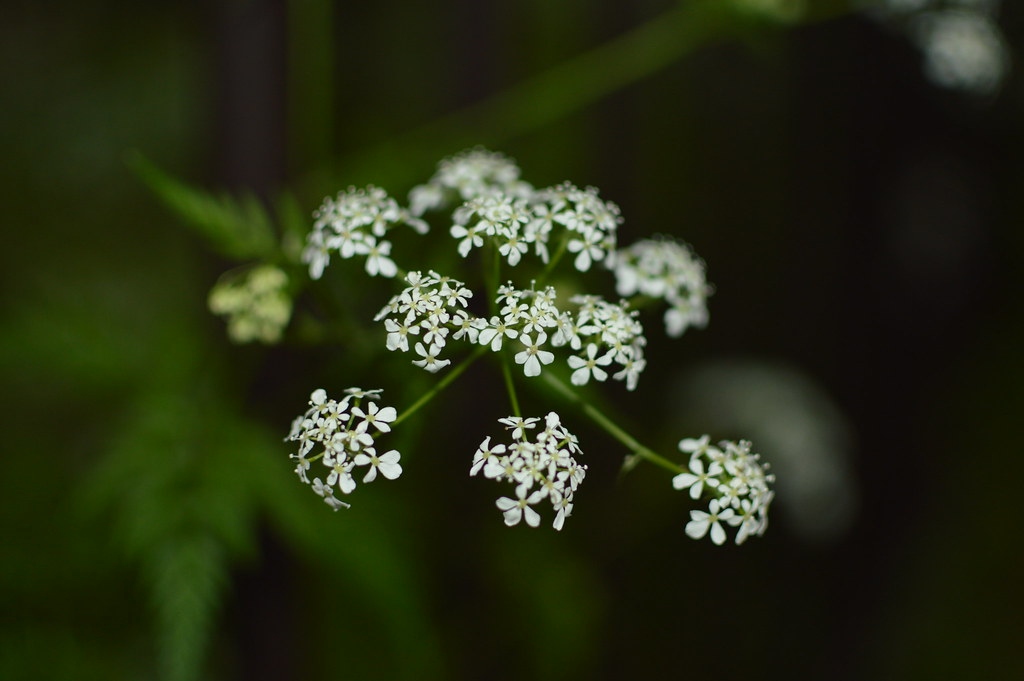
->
126;151;277;260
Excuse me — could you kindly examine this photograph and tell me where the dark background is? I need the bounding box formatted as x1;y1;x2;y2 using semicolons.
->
2;1;1022;680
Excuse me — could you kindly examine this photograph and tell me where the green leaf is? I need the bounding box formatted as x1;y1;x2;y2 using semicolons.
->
80;385;268;681
148;535;226;681
126;151;278;260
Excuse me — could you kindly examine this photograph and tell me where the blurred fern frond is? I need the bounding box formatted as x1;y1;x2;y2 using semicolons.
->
126;151;278;261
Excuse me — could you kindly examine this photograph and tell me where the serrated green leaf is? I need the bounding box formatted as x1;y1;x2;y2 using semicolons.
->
126;151;278;260
79;385;270;681
148;535;226;681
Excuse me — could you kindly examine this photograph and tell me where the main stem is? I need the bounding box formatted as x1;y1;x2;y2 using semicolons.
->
542;372;683;475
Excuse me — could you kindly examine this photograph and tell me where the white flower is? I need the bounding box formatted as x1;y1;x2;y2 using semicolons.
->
384;317;419;352
352;401;397;433
728;499;761;546
354;449;403;483
326;222;371;258
567;343;613;386
326;459;357;494
552;495;574;531
478;317;518;352
671;457;722;500
567;230;605;272
450;311;480;343
498;416;539;440
451;223;484;257
365;239;398;278
612;355;646;391
685;499;735;545
496;488;546;527
412;342;451;373
312;477;350;510
514;333;555;377
499;234;529;266
470;436;506;477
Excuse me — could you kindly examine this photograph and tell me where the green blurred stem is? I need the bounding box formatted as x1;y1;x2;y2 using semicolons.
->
536;230;570;288
346;1;730;183
335;0;864;186
392;345;488;428
542;372;682;475
501;353;522;419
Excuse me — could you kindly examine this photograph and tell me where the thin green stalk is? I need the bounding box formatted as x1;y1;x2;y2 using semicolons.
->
501;353;522;419
535;230;570;288
392;345;487;428
542;371;682;475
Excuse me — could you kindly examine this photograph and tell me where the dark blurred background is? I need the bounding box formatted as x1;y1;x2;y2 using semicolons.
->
2;1;1022;679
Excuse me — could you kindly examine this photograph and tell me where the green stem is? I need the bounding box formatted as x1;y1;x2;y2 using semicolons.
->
500;352;522;419
535;230;570;288
542;371;682;475
392;345;487;428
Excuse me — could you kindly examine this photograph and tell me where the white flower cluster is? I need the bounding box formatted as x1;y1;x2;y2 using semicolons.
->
470;283;647;388
612;238;711;338
563;294;646;390
208;264;292;344
447;183;622;272
370;271;648;388
451;194;542;265
470;412;586;531
282;149;770;537
409;147;534;215
303;185;428;280
373;270;475;373
672;435;774;545
535;183;621;272
286;388;403;510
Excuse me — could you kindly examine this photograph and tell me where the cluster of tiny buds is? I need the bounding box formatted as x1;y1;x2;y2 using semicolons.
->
286;388;403;510
207;264;292;344
672;435;774;545
470;412;586;531
303;185;428;280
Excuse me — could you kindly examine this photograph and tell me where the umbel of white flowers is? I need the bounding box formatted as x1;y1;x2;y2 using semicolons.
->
673;436;774;545
286;388;403;511
278;148;773;542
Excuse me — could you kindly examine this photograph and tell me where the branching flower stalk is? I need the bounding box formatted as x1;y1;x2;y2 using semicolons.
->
251;148;773;543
